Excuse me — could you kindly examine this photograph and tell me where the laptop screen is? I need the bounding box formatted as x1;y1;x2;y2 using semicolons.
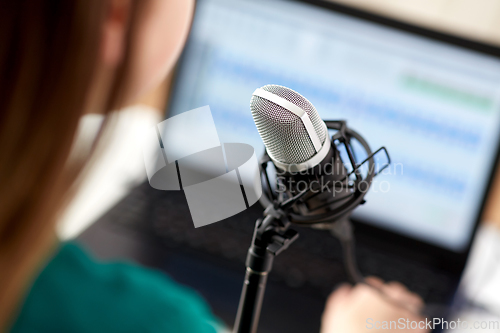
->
168;0;500;252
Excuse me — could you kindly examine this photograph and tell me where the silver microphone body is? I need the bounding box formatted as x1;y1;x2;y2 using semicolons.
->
250;85;349;215
250;85;331;173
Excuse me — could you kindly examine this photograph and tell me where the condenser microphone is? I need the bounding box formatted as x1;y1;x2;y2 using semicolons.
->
250;84;331;173
250;84;352;218
235;85;389;333
249;84;388;225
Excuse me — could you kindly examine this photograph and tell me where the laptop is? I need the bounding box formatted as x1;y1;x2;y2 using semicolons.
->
79;0;500;332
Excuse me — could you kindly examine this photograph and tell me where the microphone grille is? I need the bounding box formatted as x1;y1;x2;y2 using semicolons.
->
250;85;327;164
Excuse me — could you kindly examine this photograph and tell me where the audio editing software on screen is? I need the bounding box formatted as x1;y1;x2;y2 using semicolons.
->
169;0;500;251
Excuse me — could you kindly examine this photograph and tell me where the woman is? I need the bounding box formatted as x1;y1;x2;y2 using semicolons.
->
0;0;427;332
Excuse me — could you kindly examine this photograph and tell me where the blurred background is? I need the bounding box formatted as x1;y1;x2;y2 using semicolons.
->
59;0;500;332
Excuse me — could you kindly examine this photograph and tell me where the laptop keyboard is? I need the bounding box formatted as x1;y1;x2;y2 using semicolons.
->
105;181;455;307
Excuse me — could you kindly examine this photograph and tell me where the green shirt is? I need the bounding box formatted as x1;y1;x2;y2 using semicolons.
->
11;242;223;333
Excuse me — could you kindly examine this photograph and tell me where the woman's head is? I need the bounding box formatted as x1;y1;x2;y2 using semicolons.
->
0;0;194;328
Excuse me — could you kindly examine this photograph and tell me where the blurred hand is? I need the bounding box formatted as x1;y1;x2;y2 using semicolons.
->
321;277;429;333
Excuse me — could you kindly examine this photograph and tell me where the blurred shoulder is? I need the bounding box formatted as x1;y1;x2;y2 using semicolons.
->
11;242;222;333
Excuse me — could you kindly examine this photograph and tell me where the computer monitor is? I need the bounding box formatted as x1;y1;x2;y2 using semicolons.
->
168;0;500;252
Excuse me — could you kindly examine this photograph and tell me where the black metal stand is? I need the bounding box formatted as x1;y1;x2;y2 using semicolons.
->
233;207;299;333
233;121;390;332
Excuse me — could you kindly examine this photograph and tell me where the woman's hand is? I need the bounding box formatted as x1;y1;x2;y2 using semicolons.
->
321;277;429;333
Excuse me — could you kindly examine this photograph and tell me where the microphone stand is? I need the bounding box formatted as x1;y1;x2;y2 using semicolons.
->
233;194;304;333
233;121;390;332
